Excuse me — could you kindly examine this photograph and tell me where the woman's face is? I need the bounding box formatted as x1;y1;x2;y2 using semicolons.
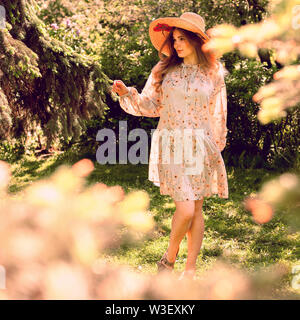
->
172;28;196;60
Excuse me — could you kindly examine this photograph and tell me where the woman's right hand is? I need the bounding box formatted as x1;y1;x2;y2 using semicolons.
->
112;80;129;96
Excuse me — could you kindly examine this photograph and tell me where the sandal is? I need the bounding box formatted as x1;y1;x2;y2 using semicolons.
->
157;248;179;272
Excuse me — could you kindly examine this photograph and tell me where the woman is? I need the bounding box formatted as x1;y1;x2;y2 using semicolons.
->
112;12;229;279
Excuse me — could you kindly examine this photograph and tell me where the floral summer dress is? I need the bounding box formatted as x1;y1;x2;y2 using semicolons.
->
119;61;229;201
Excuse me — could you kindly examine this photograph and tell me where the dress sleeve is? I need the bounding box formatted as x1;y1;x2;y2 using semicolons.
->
118;70;163;117
208;62;228;152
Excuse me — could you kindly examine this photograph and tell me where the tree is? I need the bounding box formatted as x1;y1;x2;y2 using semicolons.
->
0;0;110;150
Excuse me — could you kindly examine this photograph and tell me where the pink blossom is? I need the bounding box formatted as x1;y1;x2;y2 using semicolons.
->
66;19;71;28
50;23;59;31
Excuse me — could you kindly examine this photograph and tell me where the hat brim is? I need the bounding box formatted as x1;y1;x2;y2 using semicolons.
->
149;17;210;56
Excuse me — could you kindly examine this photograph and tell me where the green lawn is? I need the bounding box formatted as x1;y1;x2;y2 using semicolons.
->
4;148;300;299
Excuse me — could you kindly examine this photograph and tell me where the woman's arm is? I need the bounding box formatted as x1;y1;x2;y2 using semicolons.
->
208;62;228;152
118;71;163;118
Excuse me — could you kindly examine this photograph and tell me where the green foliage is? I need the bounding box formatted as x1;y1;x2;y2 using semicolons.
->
223;55;300;169
0;0;111;150
0;140;25;163
100;23;157;87
37;0;73;25
1;0;299;169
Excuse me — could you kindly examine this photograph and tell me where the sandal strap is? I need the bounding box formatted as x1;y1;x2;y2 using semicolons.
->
161;256;175;267
157;251;176;269
157;248;180;272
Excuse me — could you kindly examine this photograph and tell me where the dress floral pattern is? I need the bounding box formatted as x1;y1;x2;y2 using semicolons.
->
119;61;229;201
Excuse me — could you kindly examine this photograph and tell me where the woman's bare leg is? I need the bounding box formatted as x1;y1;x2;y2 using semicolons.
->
166;200;195;263
184;198;205;273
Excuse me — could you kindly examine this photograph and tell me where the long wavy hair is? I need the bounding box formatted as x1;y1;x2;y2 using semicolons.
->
152;27;219;93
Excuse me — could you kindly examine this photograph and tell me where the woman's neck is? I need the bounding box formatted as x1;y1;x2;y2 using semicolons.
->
183;53;199;65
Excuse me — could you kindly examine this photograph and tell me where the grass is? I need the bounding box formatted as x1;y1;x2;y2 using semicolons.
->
3;147;300;299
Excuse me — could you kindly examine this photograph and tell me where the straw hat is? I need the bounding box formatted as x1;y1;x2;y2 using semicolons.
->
149;12;210;56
